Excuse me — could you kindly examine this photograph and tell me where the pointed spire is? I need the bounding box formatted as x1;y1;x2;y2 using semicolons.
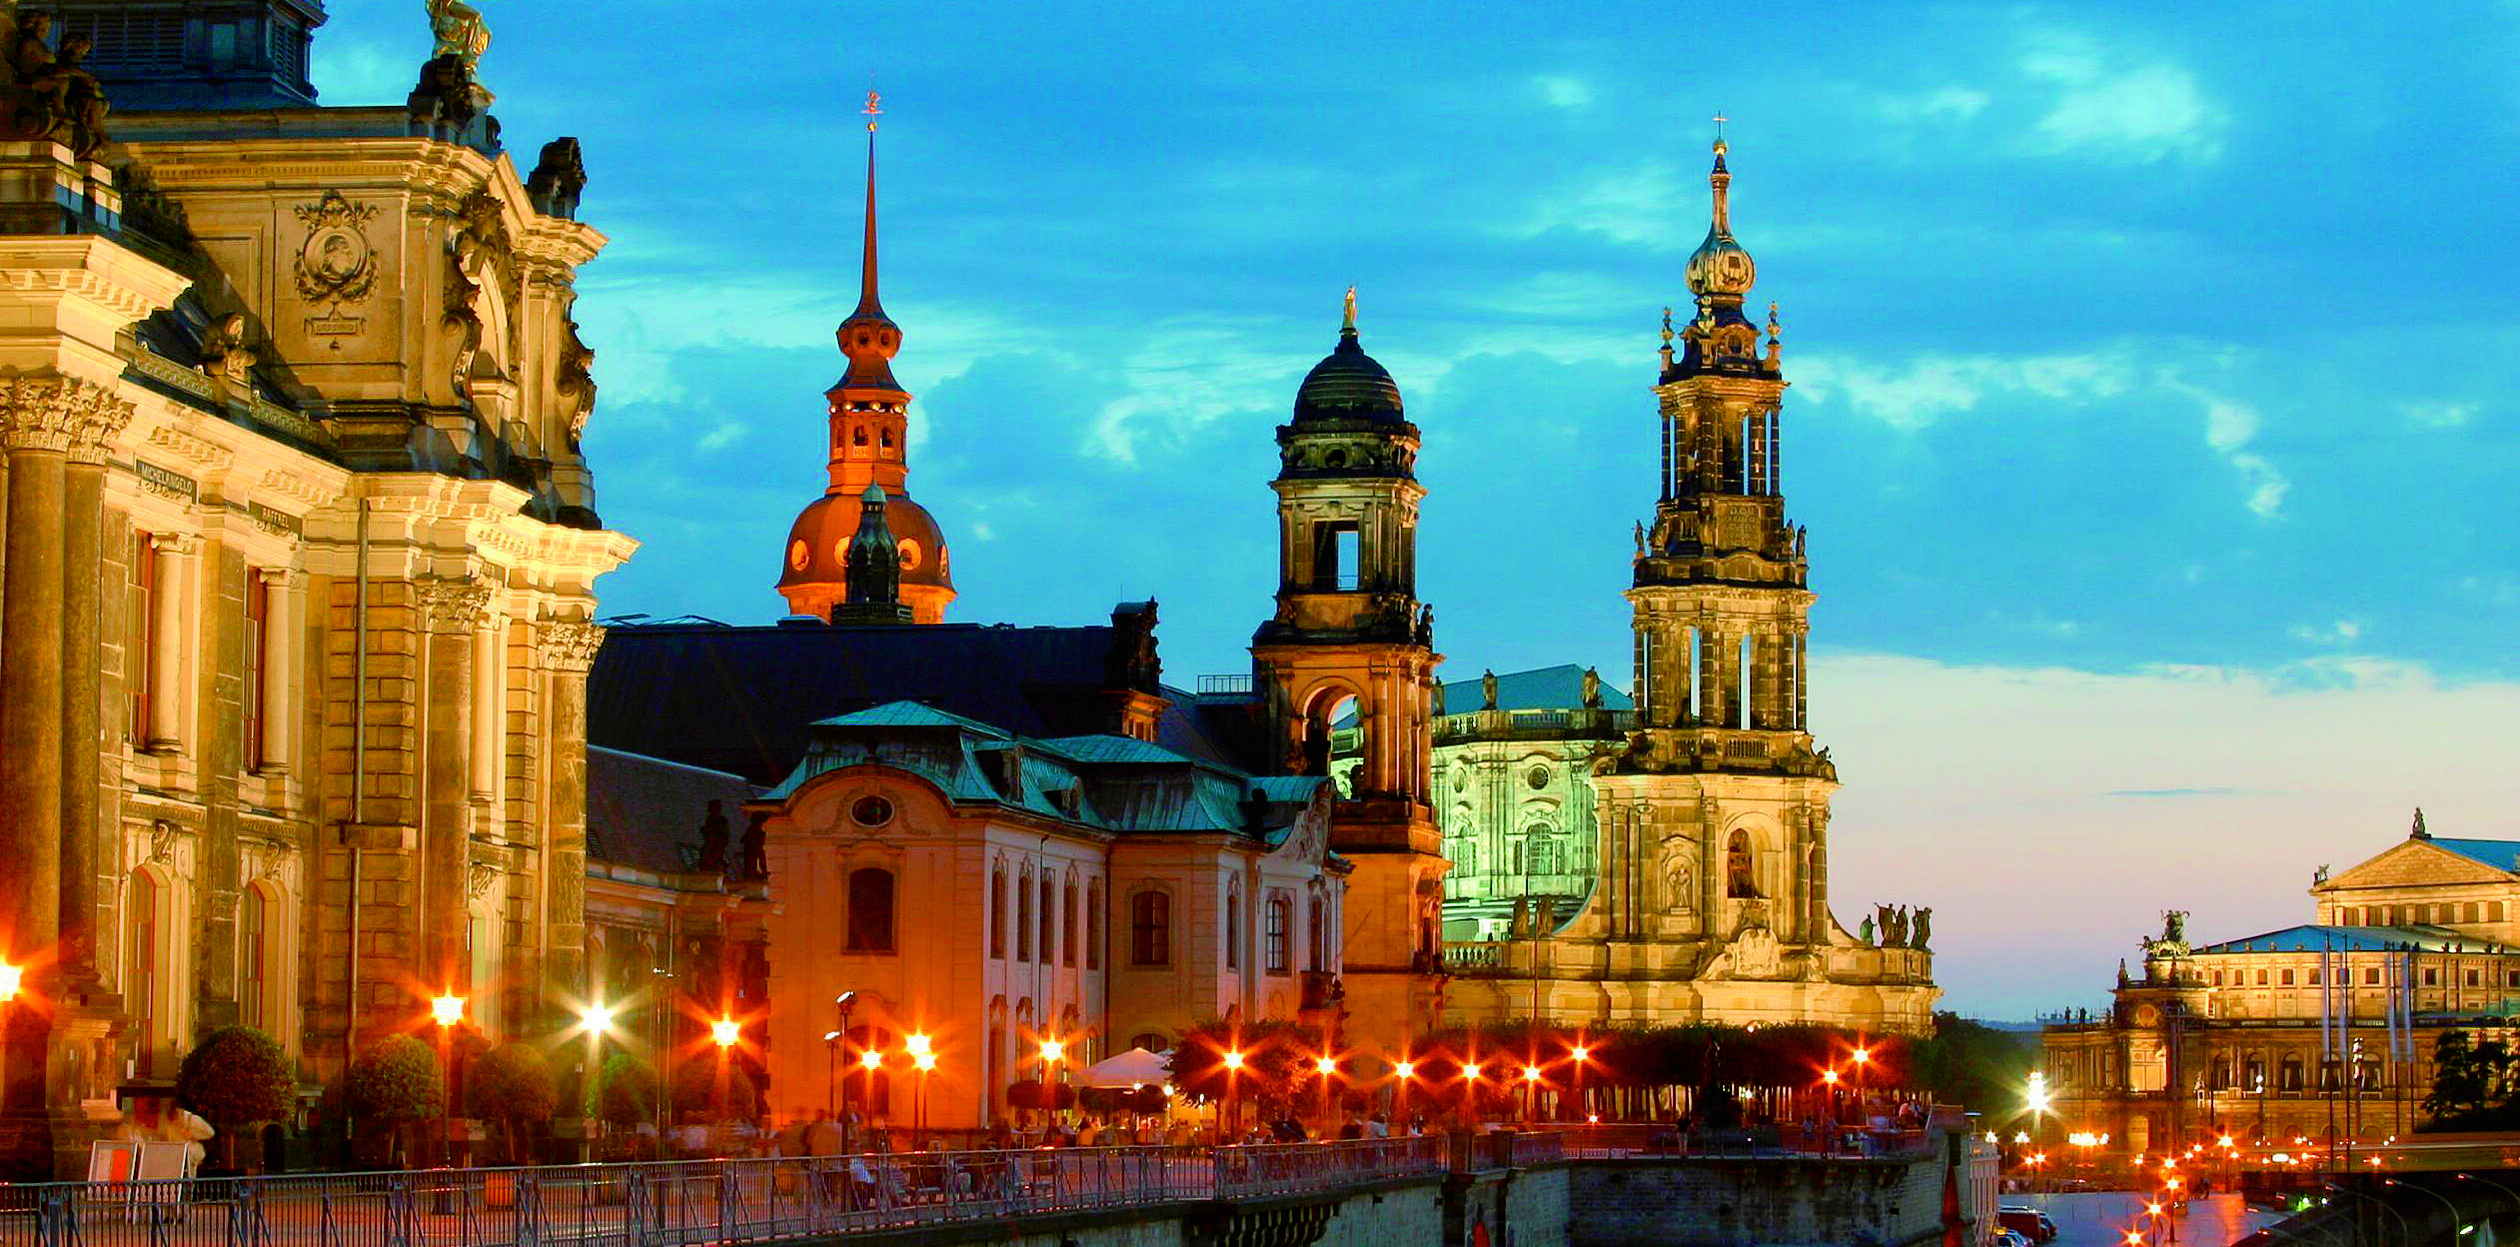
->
852;89;886;322
1708;135;1733;236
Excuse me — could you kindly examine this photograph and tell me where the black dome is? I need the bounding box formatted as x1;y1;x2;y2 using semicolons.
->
1293;328;1403;422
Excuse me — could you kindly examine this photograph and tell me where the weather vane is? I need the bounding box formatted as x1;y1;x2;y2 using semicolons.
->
864;88;882;133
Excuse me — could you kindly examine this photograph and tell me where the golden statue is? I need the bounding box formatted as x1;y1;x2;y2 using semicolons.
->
428;0;491;71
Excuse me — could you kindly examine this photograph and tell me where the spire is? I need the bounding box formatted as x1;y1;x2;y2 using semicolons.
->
853;89;885;322
1684;129;1755;307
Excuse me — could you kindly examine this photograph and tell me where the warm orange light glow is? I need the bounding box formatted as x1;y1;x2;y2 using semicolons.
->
858;1049;882;1070
0;962;22;1002
580;1003;614;1033
2147;1203;2163;1216
1315;1056;1337;1076
1522;1065;1543;1083
905;1033;932;1057
2165;1178;2182;1192
1040;1039;1064;1063
431;994;465;1027
1463;1063;1482;1081
1393;1061;1416;1079
1571;1045;1590;1062
2125;1232;2144;1246
1823;1070;1840;1085
2218;1135;2234;1148
912;1052;937;1072
1852;1047;1871;1064
710;1018;740;1047
1222;1050;1244;1071
1587;1114;1599;1123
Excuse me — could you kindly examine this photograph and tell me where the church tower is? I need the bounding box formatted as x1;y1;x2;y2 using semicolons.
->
1251;292;1447;1050
1440;137;1934;1034
777;93;955;624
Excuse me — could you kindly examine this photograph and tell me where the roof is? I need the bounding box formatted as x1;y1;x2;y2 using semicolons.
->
2428;839;2520;873
588;617;1265;786
1292;326;1404;424
585;746;757;877
2194;923;2520;956
1340;664;1629;727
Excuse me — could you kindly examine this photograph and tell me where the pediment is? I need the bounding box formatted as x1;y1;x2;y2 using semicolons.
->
2321;840;2515;893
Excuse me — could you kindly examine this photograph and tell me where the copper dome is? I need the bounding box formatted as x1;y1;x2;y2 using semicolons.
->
777;487;954;597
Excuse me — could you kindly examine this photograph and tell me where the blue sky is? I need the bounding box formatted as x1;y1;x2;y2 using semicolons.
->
313;2;2519;1018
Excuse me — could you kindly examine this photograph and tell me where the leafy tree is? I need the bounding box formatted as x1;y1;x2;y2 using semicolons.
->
468;1043;560;1164
590;1053;659;1128
669;1057;758;1120
176;1026;297;1168
2419;1029;2514;1129
1167;1018;1325;1117
347;1034;445;1122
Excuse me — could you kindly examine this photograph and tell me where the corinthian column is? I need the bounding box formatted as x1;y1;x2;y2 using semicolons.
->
58;402;130;988
537;619;604;1009
146;534;193;752
418;576;490;994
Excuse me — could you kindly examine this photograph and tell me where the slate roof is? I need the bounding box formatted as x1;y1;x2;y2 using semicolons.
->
2428;839;2520;874
589;619;1269;787
585;746;757;877
762;701;1329;850
2195;924;2520;955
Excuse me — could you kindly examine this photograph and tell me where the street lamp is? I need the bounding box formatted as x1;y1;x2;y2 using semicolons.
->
1316;1055;1339;1123
1040;1037;1065;1129
579;1003;614;1159
822;1030;843;1120
1570;1044;1591;1122
857;1048;883;1138
1222;1048;1245;1139
1521;1064;1543;1125
832;992;856;1153
1393;1058;1416;1125
431;993;465;1167
907;1035;936;1143
711;1017;740;1137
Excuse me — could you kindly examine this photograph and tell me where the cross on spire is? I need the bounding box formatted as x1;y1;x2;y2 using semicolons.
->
864;88;881;133
1712;111;1727;140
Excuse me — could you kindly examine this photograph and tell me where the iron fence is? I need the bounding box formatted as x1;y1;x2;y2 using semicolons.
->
0;1139;1467;1247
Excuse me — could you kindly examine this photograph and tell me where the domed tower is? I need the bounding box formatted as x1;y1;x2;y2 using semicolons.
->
1250;290;1446;1050
776;93;955;624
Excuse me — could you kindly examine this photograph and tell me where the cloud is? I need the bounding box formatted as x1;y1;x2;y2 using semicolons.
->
1513;165;1690;249
2160;376;2291;518
1533;75;1593;110
2400;400;2478;428
2019;32;2226;163
2288;619;2362;645
1792;350;2132;431
1815;650;2520;1018
1875;85;1992;124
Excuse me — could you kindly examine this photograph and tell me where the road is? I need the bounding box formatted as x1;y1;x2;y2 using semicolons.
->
2009;1191;2285;1247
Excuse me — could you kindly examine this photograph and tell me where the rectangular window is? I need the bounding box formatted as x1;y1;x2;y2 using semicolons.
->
1266;897;1290;974
1129;890;1170;967
2365;967;2380;985
2279;969;2294;986
1017;875;1033;962
2466;969;2481;987
2256;969;2268;986
243;572;268;769
1225;892;1240;971
990;870;1006;960
130;872;159;1076
238;885;267;1033
2493;902;2508;922
1062;883;1077;968
2465;902;2480;923
2309;969;2321;986
2213;970;2224;986
1312;522;1361;591
129;532;154;743
2424;968;2439;986
845;868;895;953
1307;897;1327;973
1038;876;1054;965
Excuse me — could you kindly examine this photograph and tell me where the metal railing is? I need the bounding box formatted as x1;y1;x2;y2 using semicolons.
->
0;1140;1462;1247
1559;1122;1939;1161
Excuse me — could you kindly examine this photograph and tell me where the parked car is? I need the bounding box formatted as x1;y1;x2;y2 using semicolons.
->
1998;1206;2059;1243
1990;1230;2033;1247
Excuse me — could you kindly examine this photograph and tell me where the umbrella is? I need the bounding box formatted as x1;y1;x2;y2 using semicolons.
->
1077;1047;1173;1089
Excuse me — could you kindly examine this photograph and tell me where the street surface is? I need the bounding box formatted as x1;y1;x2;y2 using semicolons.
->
2010;1191;2284;1247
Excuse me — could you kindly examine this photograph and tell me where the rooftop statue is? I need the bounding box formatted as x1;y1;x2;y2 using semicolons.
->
1581;666;1601;709
2;13;111;159
429;0;492;70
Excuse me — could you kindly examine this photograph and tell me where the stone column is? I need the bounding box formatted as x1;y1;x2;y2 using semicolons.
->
418;577;489;995
58;429;116;986
470;612;501;803
147;533;191;751
538;619;602;1012
257;570;293;771
0;373;130;1180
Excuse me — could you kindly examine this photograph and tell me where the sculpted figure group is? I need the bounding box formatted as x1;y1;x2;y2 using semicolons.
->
1864;903;1931;951
3;13;111;158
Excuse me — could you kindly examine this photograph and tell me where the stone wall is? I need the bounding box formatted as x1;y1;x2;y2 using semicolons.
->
1567;1155;1949;1247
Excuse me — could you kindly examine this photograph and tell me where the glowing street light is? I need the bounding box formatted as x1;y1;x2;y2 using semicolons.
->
429;993;465;1166
1221;1049;1245;1070
431;993;466;1028
711;1018;740;1047
581;1003;614;1033
1039;1038;1064;1064
858;1049;882;1071
1316;1055;1338;1076
0;961;22;1002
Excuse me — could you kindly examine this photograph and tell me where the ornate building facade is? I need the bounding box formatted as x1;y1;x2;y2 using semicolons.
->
1440;141;1938;1035
0;1;640;1177
2044;815;2520;1159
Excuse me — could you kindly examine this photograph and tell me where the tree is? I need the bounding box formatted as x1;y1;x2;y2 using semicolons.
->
176;1026;297;1168
1168;1018;1324;1118
468;1043;560;1164
345;1035;445;1168
589;1053;658;1128
2420;1029;2508;1129
670;1057;758;1121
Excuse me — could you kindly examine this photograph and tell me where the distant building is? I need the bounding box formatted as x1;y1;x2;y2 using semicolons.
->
2042;813;2520;1158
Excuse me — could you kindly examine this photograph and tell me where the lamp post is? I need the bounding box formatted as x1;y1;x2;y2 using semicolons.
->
1040;1037;1065;1133
1521;1063;1543;1125
431;993;466;1167
1221;1048;1244;1140
1570;1044;1590;1123
1392;1059;1415;1128
822;1030;843;1119
1852;1045;1872;1119
1822;1070;1841;1152
832;992;856;1154
858;1048;883;1136
711;1017;740;1141
580;1003;613;1160
2382;1179;2465;1245
1316;1055;1338;1125
907;1035;935;1144
2324;1181;2410;1247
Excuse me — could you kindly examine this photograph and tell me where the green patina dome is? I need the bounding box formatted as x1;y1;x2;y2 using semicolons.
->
1293;326;1404;423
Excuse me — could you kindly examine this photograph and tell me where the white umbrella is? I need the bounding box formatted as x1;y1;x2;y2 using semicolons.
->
1077;1047;1173;1089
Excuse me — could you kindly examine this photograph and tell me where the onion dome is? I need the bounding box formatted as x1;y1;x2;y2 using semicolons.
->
778;487;954;599
1292;286;1404;423
1682;138;1756;304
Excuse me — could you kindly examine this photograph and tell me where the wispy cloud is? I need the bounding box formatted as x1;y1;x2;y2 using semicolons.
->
1533;74;1593;110
2290;619;2363;646
2018;31;2226;163
2164;377;2289;518
1793;350;2131;431
2103;787;2247;799
2400;400;2478;428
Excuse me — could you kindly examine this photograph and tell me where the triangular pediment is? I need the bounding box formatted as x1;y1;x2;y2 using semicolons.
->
2320;839;2517;893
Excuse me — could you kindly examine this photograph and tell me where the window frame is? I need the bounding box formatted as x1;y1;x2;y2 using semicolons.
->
1265;894;1291;975
1128;887;1171;967
845;865;897;953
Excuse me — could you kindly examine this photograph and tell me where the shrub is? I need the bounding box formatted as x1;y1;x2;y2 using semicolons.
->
590;1053;659;1127
469;1043;560;1163
346;1035;444;1122
669;1058;757;1120
176;1026;297;1167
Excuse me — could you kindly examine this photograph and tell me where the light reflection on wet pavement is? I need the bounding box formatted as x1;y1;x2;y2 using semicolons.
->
2005;1191;2285;1247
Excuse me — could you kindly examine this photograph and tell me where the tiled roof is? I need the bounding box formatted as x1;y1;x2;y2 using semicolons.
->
2428;838;2520;873
2195;923;2520;955
585;746;757;877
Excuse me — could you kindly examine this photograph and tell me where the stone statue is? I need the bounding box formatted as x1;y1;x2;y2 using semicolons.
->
526;137;587;219
428;0;492;70
694;799;730;873
2412;807;2429;840
2162;909;2188;946
1873;904;1895;945
1664;858;1693;913
1533;896;1557;935
1725;833;1759;899
1859;913;1876;945
2313;863;2330;886
1634;521;1647;558
1885;905;1908;948
1416;603;1434;646
1911;906;1932;952
6;15;112;158
1581;667;1602;709
1481;669;1498;711
739;811;769;881
198;314;257;384
1510;896;1531;939
1430;680;1445;718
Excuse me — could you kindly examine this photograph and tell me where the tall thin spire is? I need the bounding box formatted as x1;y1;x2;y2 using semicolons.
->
854;89;885;320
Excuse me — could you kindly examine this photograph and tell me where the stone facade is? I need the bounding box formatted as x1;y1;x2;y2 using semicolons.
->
1438;142;1936;1036
0;7;632;1176
2043;817;2520;1160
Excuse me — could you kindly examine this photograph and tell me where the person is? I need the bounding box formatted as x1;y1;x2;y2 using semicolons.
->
119;1094;213;1171
1366;1113;1390;1139
802;1112;841;1157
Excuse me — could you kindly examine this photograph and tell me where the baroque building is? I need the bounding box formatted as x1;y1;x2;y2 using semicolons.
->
2045;813;2520;1160
1439;140;1937;1035
0;0;639;1176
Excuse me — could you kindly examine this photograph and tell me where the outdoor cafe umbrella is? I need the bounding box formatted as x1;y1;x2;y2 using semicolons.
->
1077;1047;1172;1089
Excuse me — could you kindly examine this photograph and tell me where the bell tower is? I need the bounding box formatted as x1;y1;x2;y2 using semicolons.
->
1251;290;1445;1050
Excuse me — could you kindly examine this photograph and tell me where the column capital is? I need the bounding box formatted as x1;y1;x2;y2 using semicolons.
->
256;566;295;586
417;576;493;634
0;371;132;459
537;618;606;673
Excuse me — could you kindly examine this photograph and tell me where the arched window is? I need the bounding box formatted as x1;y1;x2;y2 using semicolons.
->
1039;875;1055;965
2279;1056;2303;1092
1725;829;1761;898
1528;835;1556;876
1062;881;1078;967
1225;890;1242;971
1266;895;1291;974
990;867;1007;960
846;867;896;952
1016;870;1034;962
1129;1032;1166;1053
1085;884;1103;970
1129;889;1171;967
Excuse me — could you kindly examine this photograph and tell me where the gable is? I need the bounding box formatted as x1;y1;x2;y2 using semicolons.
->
2320;839;2516;893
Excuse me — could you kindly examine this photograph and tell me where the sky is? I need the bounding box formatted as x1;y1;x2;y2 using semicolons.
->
311;1;2519;1019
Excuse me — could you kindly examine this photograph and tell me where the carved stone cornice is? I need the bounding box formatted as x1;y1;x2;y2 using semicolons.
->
0;372;133;457
417;575;493;633
537;618;605;673
144;423;233;471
